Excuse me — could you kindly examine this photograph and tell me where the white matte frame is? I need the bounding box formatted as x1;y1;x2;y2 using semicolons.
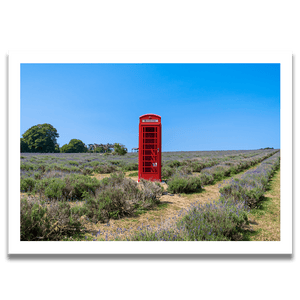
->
9;51;292;254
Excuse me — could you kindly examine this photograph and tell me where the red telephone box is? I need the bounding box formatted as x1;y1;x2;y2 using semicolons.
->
138;114;162;182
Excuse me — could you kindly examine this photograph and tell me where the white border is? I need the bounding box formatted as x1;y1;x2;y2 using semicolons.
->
9;48;292;50
9;51;292;254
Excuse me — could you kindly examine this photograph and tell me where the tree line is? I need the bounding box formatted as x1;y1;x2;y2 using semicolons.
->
20;123;127;155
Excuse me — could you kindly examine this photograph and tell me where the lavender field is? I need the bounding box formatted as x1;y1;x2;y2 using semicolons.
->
126;150;281;241
20;149;280;241
20;149;277;180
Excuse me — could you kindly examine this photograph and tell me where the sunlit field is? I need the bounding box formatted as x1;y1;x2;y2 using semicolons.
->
20;149;280;241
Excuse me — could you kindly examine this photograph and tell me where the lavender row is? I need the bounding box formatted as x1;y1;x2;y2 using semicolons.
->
125;198;249;241
219;151;280;209
161;149;277;178
200;150;278;177
125;152;281;241
166;149;279;193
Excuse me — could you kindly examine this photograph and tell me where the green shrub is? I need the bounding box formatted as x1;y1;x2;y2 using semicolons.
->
82;172;162;223
108;160;124;166
139;179;163;207
213;169;225;182
155;182;164;193
220;178;266;209
20;197;84;241
70;205;87;217
20;198;48;240
166;160;181;168
128;199;249;241
113;143;127;156
84;187;134;222
198;173;214;185
122;162;139;171
161;166;176;179
81;168;93;175
177;165;193;175
62;174;101;200
85;188;129;222
87;161;101;167
189;161;217;172
69;166;81;173
21;163;38;171
167;174;203;194
21;177;36;192
43;178;66;200
31;174;101;201
180;199;249;241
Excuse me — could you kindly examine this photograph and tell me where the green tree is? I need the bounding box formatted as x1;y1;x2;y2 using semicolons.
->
113;143;127;155
20;138;30;153
22;124;59;153
54;144;60;153
60;144;69;153
95;146;104;153
60;139;87;153
69;139;87;153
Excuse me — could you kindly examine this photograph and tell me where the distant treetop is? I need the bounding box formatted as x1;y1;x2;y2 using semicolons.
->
21;123;59;153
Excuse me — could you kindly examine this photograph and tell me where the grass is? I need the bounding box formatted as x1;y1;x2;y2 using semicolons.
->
128;171;138;177
156;202;169;210
179;189;206;199
133;202;169;216
241;168;280;241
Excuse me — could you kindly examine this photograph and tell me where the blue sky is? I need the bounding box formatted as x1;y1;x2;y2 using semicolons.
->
20;63;280;151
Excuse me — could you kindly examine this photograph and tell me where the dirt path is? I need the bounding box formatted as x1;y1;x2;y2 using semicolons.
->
84;167;258;241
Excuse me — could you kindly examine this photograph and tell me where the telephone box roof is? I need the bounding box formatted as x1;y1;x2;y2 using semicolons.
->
139;113;161;119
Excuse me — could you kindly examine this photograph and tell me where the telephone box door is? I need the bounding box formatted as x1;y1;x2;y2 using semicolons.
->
138;114;161;182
